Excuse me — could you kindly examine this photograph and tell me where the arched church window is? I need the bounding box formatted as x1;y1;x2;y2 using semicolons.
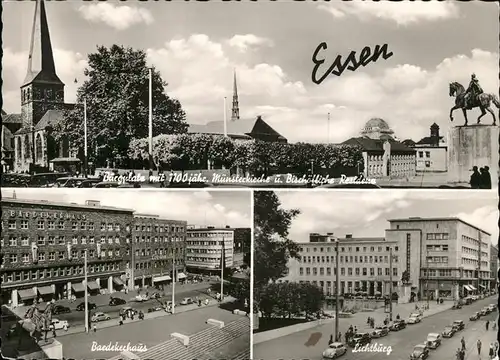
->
24;134;31;159
35;133;43;162
16;137;22;160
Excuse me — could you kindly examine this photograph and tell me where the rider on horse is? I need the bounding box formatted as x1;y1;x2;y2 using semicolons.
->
464;73;483;109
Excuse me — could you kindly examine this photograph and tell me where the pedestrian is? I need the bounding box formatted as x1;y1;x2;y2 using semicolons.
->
460;349;465;360
119;319;123;326
63;323;68;332
470;166;481;188
461;337;466;351
52;327;57;338
396;314;400;320
486;320;489;330
329;334;334;345
489;344;494;359
456;348;461;360
478;339;482;356
93;324;97;333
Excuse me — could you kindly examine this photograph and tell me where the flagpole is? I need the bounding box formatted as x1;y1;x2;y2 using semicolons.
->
223;97;228;137
83;99;88;177
220;235;224;301
172;247;176;314
148;67;154;172
84;249;89;333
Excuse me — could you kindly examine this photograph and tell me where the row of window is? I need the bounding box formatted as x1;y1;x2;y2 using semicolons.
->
426;233;449;240
187;232;232;238
426;245;449;252
134;259;182;270
2;262;122;283
186;257;226;263
300;245;399;254
299;267;398;277
461;258;489;267
461;246;488;257
461;235;488;248
134;224;184;233
5;235;125;247
292;280;399;294
5;220;124;232
186;249;233;254
421;269;453;277
300;255;399;264
7;249;124;264
427;256;449;264
135;248;184;257
186;241;229;246
134;236;184;243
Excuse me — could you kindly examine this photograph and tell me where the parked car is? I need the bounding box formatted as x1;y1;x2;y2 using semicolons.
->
407;315;421;324
410;344;429;359
49;319;69;330
135;294;149;302
410;312;423;321
149;292;161;299
76;302;96;311
52;305;71;315
322;342;348;359
78;179;101;188
390;320;406;331
371;325;389;338
93;182;120;188
91;312;111;322
109;297;127;306
30;172;70;187
180;297;194;305
120;307;138;317
451;303;462;310
452;320;465;332
442;325;455;338
426;333;442;349
469;312;480;321
147;306;164;313
488;304;497;311
348;333;371;348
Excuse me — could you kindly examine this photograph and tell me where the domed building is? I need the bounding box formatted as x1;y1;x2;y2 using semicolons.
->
360;118;395;140
342;117;416;180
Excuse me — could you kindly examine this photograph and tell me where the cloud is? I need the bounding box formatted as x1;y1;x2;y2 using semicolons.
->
228;34;274;52
2;47;87;112
78;3;154;30
319;1;460;26
5;189;251;229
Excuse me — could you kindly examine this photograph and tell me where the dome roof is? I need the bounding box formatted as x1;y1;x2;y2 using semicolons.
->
363;118;390;131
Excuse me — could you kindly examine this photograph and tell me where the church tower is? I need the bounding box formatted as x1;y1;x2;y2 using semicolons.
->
20;0;65;130
231;71;240;121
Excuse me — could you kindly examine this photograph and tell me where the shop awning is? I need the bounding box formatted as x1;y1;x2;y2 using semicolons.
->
177;272;187;279
153;275;171;283
18;289;36;300
479;285;486;289
72;283;85;292
37;286;54;295
469;285;477;291
463;285;471;291
87;281;100;290
113;277;124;286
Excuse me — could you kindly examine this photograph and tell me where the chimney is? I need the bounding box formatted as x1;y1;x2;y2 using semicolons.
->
345;234;353;239
225;225;231;229
326;232;334;235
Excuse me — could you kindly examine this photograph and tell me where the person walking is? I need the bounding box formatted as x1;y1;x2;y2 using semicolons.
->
477;339;482;356
486;320;490;331
93;324;97;333
470;166;481;189
489;344;494;359
329;335;334;345
337;331;341;342
461;337;466;351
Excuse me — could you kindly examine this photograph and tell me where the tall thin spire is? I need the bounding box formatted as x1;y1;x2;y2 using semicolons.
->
23;0;63;86
231;70;240;121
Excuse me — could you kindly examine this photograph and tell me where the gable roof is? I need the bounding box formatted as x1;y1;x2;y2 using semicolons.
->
343;137;415;154
2;113;22;125
416;136;444;145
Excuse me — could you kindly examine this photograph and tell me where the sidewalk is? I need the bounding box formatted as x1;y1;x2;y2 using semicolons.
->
43;296;237;338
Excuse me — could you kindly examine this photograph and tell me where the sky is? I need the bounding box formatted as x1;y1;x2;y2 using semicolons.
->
274;190;498;246
4;189;251;228
2;1;498;143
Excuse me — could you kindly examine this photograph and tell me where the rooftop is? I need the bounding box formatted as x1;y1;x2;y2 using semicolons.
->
2;198;135;213
388;217;491;236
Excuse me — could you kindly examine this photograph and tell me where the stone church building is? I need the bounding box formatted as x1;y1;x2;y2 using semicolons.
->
2;0;76;173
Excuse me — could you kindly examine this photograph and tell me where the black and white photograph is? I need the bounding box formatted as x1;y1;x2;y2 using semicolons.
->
253;190;498;360
0;189;251;360
1;1;498;189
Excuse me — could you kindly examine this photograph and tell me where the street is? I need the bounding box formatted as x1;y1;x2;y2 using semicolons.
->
254;296;498;360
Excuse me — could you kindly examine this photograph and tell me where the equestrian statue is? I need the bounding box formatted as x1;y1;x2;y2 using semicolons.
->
449;74;499;126
17;301;55;347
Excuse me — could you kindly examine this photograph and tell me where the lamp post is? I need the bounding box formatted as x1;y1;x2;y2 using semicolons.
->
172;243;176;314
334;239;340;340
148;67;154;173
84;249;89;333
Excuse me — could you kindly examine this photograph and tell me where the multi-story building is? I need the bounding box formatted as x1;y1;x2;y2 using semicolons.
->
280;217;492;302
1;198;134;306
386;217;491;300
131;214;187;288
279;234;399;297
185;226;236;274
488;245;497;290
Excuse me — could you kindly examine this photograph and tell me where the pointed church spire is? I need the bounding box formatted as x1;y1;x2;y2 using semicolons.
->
23;0;63;86
231;70;240;121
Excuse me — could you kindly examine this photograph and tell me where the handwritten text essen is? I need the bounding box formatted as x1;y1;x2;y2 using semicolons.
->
311;43;393;85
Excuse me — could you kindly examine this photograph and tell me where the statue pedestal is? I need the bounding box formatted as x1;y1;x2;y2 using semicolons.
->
447;125;499;187
398;285;411;304
17;339;63;359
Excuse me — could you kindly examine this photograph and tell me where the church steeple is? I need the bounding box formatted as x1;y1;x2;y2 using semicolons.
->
23;0;63;86
20;0;65;129
231;71;240;121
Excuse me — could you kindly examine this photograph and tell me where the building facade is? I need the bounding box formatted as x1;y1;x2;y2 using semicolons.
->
279;234;400;297
386;217;492;300
1;198;134;306
131;214;187;288
489;245;497;289
185;226;236;274
413;123;447;172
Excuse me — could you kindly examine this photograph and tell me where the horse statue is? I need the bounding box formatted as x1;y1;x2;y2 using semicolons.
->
449;82;499;126
17;302;55;346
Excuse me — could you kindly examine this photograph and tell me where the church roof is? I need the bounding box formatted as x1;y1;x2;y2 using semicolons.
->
1;113;22;124
416;136;444;145
34;109;64;131
188;116;286;141
362;117;392;132
23;0;64;86
342;137;416;154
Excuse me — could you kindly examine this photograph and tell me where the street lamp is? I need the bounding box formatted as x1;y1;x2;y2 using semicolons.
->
334;239;340;341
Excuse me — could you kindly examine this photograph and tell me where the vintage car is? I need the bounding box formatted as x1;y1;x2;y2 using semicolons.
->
371;325;389;338
426;333;442;349
322;342;348;359
410;344;429;359
442;325;455;338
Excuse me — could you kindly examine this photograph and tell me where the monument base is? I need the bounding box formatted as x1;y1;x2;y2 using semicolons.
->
398;285;411;304
16;339;63;359
447;125;499;187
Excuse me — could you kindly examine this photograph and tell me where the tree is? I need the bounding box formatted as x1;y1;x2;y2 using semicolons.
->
401;270;410;284
54;45;188;166
254;191;301;296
